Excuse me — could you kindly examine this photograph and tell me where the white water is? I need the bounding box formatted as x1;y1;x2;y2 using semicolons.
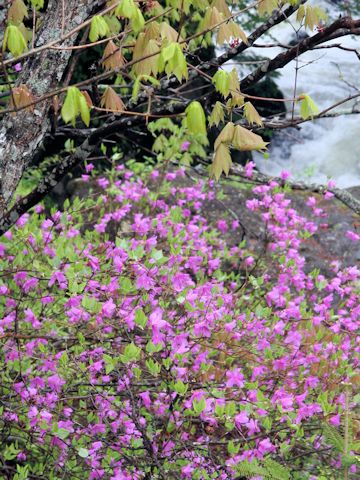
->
228;1;360;187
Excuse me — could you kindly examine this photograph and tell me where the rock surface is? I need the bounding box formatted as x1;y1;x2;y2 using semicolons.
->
198;173;360;275
67;170;360;276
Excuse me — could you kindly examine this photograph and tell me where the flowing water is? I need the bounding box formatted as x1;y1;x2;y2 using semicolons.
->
227;1;360;187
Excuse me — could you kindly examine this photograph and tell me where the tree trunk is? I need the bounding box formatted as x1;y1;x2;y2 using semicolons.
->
0;0;99;214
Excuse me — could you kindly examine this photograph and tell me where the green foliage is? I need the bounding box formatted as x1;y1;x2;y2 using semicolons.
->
297;4;328;30
234;458;291;479
3;443;20;461
89;15;110;42
115;0;145;32
192;397;206;415
159;42;188;82
211;122;267;179
208;101;225;127
2;25;27;57
78;448;89;458
131;74;160;102
212;70;230;97
61;86;91;126
185;101;207;136
322;422;360;468
299;93;320;119
243;101;263;126
148;116;208;165
121;342;141;363
1;0;337;190
323;423;345;451
135;308;148;328
13;464;30;480
30;0;45;9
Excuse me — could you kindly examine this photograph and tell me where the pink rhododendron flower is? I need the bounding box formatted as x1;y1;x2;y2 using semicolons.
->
180;141;191;152
48;271;67;289
172;272;194;292
235;411;249;427
226;368;244;388
102;299;116;318
244;161;256;178
47;374;65;392
346;230;360;242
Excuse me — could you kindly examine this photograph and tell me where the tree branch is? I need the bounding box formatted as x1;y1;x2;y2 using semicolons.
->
240;16;360;90
161;0;308;91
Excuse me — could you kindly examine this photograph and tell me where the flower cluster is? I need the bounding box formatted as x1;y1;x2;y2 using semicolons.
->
0;167;358;479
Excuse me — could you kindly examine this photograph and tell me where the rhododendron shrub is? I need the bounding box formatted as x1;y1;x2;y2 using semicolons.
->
0;168;359;480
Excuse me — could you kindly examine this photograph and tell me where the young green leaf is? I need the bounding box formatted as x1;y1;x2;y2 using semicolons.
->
104;14;121;34
232;125;268;151
258;0;278;16
89;15;110;42
115;0;144;32
208;101;225;127
200;6;224;32
212;70;230;98
78;448;89;458
146;358;161;376
30;0;44;9
299;93;319;119
131;74;160;102
193;397;206;415
56;428;70;440
3;25;28;57
210;142;232;180
103;354;116;374
227;440;240;455
243;102;263;126
116;0;136;17
217;21;248;45
61;87;79;125
78;93;91;126
185;101;206;136
228;68;244;104
8;0;28;25
297;5;327;30
131;7;145;32
121;342;141;363
159;42;188;82
173;379;188;396
212;0;231;17
135;309;148;328
214;121;235;150
61;86;91;127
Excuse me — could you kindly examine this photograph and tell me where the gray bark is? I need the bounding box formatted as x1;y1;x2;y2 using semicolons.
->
0;0;99;213
0;3;9;43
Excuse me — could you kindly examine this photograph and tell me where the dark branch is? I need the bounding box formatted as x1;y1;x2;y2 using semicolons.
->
240;17;360;90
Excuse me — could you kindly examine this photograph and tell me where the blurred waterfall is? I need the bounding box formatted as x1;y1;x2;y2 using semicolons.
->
223;1;360;187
